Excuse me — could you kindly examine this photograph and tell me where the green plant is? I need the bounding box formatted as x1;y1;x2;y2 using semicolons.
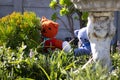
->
0;12;41;51
0;43;120;79
0;43;50;80
49;0;88;37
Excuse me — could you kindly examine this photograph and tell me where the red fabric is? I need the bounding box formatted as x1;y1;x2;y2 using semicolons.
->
44;38;62;51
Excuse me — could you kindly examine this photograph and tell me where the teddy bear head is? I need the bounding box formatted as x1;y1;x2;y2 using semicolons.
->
74;27;89;44
41;16;59;38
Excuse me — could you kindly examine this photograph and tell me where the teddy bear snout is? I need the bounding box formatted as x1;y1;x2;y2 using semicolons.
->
42;28;47;33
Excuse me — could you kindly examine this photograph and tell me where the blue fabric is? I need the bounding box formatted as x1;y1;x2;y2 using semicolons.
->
74;42;91;56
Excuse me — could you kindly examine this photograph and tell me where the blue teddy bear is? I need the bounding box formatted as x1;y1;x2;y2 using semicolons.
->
74;27;91;56
74;27;116;57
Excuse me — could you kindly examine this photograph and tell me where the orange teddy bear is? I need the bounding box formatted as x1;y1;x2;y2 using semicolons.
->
41;16;71;52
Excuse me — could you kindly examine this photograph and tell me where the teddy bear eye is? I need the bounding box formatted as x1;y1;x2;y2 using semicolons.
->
48;27;51;30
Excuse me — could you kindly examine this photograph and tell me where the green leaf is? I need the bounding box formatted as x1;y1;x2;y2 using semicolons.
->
49;0;57;9
59;0;65;6
51;13;58;21
60;8;69;16
82;12;88;20
59;0;72;6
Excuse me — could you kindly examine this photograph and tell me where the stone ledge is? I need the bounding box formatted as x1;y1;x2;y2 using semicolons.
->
71;0;120;11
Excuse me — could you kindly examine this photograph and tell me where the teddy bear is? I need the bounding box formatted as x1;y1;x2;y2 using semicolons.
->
74;27;91;56
41;16;71;52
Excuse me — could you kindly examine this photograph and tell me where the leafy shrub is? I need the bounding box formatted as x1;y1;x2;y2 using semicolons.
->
0;12;41;51
0;44;49;80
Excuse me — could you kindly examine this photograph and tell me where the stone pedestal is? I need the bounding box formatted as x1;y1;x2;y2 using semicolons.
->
71;0;119;70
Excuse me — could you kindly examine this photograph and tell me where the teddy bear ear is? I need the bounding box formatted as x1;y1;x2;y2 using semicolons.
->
52;22;59;28
54;22;59;28
42;16;46;19
74;30;79;37
41;16;47;23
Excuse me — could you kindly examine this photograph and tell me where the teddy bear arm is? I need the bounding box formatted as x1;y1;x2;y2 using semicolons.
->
54;39;63;50
74;47;91;56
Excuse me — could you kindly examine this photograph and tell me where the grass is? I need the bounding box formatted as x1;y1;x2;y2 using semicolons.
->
0;44;120;80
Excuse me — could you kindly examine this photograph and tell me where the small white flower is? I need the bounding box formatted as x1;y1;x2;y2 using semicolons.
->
29;49;34;58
